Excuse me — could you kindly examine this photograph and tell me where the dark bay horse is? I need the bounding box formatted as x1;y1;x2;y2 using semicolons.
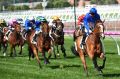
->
0;27;7;56
73;20;106;76
50;20;66;58
28;21;52;68
3;23;24;56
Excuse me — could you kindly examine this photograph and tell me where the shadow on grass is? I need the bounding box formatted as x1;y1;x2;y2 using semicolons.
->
103;73;120;77
105;52;116;55
49;64;81;69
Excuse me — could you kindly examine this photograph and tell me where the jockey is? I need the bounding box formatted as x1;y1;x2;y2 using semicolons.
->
49;16;60;41
24;17;35;31
49;16;60;33
77;14;85;30
4;18;19;40
23;17;35;40
31;16;46;44
82;7;101;45
0;19;7;32
17;18;24;27
0;19;7;28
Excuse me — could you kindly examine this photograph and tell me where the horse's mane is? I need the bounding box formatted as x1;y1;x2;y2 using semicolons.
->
95;20;103;25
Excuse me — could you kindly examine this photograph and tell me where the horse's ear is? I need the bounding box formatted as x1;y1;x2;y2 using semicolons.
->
102;19;105;23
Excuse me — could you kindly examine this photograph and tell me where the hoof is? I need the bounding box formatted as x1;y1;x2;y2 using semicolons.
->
44;61;50;64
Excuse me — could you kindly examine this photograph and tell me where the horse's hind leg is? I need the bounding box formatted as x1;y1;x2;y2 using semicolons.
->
78;49;88;76
61;45;66;58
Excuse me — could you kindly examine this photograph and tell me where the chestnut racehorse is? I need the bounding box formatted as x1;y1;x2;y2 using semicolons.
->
74;20;106;76
28;21;52;68
3;23;24;56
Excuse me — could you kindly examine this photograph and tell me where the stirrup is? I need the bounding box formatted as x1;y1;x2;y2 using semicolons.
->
31;41;37;44
23;33;27;40
4;36;8;40
31;39;37;44
80;44;84;49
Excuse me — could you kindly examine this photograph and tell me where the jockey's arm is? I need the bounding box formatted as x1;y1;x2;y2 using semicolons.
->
84;20;90;31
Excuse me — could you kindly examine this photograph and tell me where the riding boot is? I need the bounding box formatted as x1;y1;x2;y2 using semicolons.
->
32;33;37;44
82;33;87;45
5;30;11;40
22;30;27;40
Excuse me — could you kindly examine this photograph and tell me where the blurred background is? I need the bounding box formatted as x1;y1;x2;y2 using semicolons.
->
0;0;120;33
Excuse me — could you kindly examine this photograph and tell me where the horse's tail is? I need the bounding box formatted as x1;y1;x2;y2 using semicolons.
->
28;46;34;59
71;44;79;56
73;31;76;41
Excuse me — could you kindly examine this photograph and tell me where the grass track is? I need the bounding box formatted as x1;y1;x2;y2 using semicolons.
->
0;37;120;79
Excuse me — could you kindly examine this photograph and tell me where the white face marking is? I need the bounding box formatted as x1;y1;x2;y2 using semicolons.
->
99;25;104;37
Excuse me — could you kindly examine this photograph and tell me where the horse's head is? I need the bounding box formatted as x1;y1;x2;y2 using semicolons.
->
55;20;64;35
14;23;21;33
41;21;50;37
94;20;105;38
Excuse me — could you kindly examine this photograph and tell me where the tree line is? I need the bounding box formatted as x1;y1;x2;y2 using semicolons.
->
0;0;118;11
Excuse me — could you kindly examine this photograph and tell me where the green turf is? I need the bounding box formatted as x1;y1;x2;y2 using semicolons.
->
0;37;120;79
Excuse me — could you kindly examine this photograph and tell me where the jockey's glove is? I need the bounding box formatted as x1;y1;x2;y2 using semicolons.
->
29;27;32;30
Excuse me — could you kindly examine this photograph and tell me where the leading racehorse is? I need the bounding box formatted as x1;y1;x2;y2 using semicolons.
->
50;20;66;58
28;21;52;68
73;20;106;76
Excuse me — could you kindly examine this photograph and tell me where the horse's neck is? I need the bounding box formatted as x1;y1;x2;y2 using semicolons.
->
88;32;100;44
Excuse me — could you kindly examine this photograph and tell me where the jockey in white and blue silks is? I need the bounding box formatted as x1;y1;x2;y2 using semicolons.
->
82;8;101;45
22;17;35;40
24;17;35;32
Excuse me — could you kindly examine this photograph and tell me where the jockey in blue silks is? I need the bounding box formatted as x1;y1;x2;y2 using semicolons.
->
23;17;35;40
81;7;101;45
31;16;46;44
24;17;35;31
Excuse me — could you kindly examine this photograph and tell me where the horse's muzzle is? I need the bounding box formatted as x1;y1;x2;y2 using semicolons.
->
101;33;105;39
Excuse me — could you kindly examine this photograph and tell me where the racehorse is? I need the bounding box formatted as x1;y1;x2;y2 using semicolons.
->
73;20;106;76
28;21;52;68
50;20;66;58
0;28;7;56
3;23;24;56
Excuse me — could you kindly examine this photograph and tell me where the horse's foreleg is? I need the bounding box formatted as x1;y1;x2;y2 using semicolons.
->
61;45;66;58
93;57;103;75
3;43;8;56
56;45;60;57
32;46;42;68
99;53;106;70
0;44;1;52
78;49;88;76
19;45;22;55
43;51;50;64
52;45;57;59
48;49;52;61
13;46;17;57
10;45;13;57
